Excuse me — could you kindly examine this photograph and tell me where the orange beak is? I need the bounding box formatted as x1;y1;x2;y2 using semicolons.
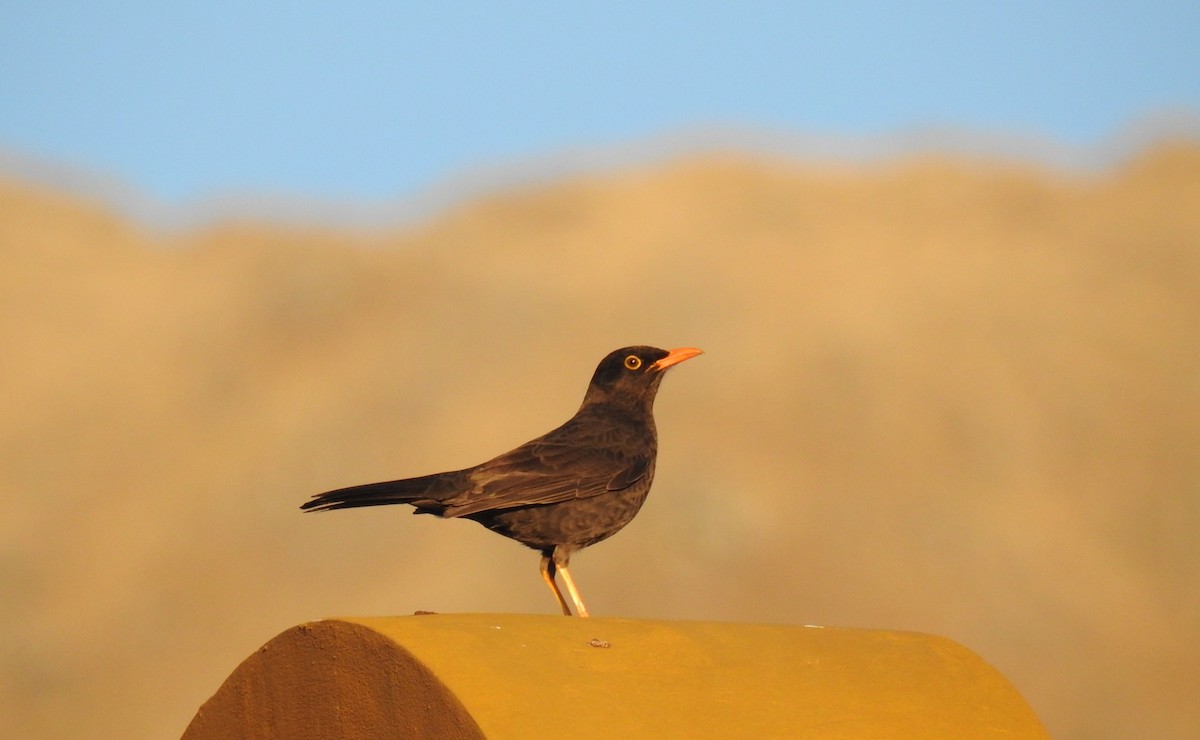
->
649;347;704;372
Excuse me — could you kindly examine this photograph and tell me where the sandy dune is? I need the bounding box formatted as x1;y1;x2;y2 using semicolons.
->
1;143;1197;738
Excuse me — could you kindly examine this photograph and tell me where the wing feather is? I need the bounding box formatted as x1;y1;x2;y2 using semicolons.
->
441;434;653;518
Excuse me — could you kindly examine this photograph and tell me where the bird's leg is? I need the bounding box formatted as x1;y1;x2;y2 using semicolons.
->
554;554;590;618
540;554;573;616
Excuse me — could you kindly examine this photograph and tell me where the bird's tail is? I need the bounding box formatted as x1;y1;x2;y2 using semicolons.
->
300;472;451;515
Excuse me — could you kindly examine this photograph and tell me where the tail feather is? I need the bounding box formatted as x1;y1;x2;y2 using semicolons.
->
300;473;449;514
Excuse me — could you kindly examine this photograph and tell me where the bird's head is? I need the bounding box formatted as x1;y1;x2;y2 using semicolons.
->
581;345;703;411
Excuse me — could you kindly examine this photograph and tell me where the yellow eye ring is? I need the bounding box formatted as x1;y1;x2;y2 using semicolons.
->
624;355;643;370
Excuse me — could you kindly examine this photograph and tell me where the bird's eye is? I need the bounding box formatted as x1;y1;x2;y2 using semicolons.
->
624;355;643;370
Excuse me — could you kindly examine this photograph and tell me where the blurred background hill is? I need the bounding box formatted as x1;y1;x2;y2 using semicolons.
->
2;141;1198;739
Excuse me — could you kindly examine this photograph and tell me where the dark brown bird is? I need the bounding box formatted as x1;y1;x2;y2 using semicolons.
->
301;345;702;617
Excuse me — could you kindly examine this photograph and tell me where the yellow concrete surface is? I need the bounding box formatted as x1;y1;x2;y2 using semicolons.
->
185;614;1049;738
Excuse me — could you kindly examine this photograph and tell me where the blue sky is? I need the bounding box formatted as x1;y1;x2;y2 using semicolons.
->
2;2;1198;204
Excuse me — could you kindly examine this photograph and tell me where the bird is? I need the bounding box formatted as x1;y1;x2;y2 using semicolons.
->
301;345;702;617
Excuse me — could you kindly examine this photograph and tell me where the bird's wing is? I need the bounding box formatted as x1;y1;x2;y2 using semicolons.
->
439;438;652;518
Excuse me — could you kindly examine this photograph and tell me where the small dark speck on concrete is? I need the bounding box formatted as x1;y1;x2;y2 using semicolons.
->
588;638;611;648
